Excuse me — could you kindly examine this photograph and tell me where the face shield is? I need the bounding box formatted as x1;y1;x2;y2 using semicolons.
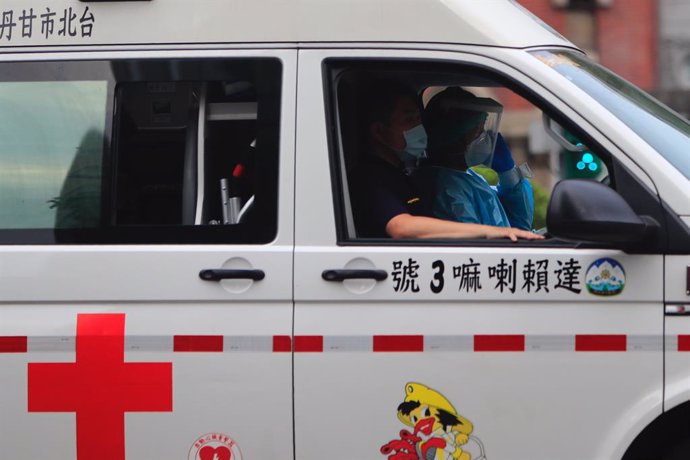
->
440;97;503;167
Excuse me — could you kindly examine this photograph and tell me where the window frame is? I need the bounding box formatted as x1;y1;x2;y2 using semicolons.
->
324;58;624;249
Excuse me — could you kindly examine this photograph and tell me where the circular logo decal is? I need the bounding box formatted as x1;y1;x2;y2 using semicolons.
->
585;258;625;296
188;433;243;460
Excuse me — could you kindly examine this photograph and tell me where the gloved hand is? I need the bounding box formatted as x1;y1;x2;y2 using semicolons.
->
491;133;515;173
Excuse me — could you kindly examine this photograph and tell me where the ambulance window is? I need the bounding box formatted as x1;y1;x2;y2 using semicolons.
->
0;79;108;231
327;61;612;243
0;58;281;244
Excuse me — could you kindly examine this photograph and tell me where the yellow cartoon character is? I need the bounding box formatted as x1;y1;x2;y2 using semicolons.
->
396;383;474;460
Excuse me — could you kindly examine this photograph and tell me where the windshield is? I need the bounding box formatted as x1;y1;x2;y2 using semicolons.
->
531;49;690;180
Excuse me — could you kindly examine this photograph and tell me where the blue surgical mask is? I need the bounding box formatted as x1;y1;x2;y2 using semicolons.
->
396;124;428;164
465;130;495;167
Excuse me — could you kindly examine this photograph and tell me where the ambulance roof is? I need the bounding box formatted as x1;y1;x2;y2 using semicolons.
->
1;0;574;49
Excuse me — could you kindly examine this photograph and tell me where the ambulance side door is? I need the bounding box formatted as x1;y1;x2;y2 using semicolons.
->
0;50;296;459
293;49;664;460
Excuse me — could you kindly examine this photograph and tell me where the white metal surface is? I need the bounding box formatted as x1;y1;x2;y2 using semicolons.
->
293;48;664;460
666;256;690;303
0;305;293;459
0;0;686;457
0;0;572;49
665;255;690;412
0;48;298;459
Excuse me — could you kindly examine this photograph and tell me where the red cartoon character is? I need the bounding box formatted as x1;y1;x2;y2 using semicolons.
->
381;383;486;460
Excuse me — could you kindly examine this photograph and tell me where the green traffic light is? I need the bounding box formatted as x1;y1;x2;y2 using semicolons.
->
575;152;598;171
562;131;602;179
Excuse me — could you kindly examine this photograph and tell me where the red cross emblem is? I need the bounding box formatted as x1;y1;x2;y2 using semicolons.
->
28;313;173;460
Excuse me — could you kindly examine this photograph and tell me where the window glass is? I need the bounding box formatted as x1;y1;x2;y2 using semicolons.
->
532;49;690;181
0;81;107;229
328;62;610;241
0;58;282;244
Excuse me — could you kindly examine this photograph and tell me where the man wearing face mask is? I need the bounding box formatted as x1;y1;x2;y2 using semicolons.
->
350;80;540;241
423;87;535;231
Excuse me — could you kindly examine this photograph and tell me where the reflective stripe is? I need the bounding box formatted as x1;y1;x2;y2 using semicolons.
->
294;335;324;352
126;336;172;352
173;336;224;352
0;334;686;353
28;336;74;352
373;335;424;352
628;335;663;352
474;335;525;352
224;336;275;352
272;335;292;352
525;335;574;351
324;335;373;352
575;335;626;352
0;336;27;353
425;335;473;352
678;335;690;352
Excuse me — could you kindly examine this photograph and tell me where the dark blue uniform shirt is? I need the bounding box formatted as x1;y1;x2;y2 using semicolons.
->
351;156;433;238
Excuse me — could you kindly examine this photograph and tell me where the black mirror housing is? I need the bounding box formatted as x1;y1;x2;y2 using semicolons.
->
547;179;657;245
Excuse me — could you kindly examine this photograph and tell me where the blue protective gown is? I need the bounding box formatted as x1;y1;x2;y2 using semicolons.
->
432;167;534;230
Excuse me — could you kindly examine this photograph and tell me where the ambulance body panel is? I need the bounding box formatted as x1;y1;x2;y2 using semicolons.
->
294;47;667;460
0;0;570;49
665;253;690;412
0;1;688;460
1;305;293;459
0;44;299;459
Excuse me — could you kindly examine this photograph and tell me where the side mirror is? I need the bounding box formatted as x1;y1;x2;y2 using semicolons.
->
547;179;658;245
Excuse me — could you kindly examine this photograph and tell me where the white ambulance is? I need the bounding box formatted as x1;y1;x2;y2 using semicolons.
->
0;0;689;459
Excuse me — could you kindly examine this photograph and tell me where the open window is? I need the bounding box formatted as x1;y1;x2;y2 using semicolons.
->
0;58;281;244
325;60;622;244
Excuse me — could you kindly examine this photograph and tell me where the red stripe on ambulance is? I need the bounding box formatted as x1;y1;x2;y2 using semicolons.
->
474;335;525;352
0;336;27;353
575;334;627;352
2;333;689;353
272;335;292;352
294;335;324;352
173;335;223;352
677;335;690;351
373;335;424;352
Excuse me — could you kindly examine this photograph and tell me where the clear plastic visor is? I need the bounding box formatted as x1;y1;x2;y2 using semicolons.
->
470;111;501;145
466;109;502;167
439;97;503;147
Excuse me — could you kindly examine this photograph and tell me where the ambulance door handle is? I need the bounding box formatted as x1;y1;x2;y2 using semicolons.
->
199;269;265;281
322;269;388;282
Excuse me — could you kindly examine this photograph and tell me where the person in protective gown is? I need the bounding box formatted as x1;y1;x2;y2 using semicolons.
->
423;87;534;231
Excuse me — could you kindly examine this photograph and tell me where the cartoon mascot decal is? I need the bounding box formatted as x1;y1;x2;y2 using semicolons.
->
380;383;486;460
